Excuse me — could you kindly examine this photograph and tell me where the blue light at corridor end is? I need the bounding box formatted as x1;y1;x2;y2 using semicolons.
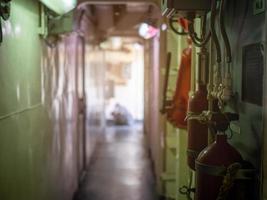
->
40;0;77;15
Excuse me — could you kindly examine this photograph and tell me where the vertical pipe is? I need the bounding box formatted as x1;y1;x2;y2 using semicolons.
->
261;1;267;197
208;40;215;144
81;36;87;171
190;45;196;95
160;52;172;114
160;28;168;196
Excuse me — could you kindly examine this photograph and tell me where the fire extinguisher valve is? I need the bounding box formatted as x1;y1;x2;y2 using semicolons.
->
222;76;232;100
186;111;239;132
212;63;222;98
210;112;239;132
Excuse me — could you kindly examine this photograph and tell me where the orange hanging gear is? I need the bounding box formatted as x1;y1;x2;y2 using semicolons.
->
179;18;189;31
167;43;192;129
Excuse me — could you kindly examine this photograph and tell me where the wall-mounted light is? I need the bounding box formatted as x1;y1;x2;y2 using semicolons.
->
39;0;77;15
138;23;159;40
0;0;11;43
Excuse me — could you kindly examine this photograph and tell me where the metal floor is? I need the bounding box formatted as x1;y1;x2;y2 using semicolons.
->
74;124;157;200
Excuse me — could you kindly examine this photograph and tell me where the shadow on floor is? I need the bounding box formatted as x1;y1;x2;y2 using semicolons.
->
73;124;158;200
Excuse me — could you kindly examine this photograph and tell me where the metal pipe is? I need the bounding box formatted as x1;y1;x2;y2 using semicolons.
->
160;52;172;114
190;45;197;94
208;40;215;143
81;36;87;171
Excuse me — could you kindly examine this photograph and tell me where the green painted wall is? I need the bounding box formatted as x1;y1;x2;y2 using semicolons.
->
160;27;190;200
0;1;105;200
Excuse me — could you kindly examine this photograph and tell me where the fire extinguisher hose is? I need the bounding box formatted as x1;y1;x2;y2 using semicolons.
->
187;149;200;162
216;163;241;200
186;111;212;124
195;161;256;199
195;161;256;180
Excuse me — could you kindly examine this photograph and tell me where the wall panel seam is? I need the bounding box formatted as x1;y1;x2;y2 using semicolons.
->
0;103;42;121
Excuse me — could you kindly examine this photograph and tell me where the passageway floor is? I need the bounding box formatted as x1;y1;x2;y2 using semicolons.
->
73;124;157;200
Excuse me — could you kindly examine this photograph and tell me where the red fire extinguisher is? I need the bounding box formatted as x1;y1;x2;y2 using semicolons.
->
167;43;192;129
186;47;210;170
195;112;255;200
187;85;208;169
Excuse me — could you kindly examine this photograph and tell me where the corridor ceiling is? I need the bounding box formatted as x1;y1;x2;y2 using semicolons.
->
76;0;161;43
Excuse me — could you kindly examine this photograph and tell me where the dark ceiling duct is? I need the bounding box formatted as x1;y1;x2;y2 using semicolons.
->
95;5;115;32
78;8;94;39
114;11;146;31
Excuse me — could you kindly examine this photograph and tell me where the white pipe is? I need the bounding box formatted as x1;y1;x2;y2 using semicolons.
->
78;0;159;8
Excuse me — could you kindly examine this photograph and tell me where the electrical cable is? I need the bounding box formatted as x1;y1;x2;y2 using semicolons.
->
201;14;207;37
219;0;232;64
188;21;203;42
188;20;211;47
210;0;222;63
187;14;211;48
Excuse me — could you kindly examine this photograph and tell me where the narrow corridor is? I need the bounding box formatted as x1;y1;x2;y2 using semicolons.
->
1;1;267;200
74;124;157;200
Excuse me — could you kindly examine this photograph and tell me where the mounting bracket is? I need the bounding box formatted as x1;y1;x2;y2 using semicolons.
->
253;0;265;15
0;0;11;43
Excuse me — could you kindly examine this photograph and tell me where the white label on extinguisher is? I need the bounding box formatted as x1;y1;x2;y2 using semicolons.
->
230;122;241;134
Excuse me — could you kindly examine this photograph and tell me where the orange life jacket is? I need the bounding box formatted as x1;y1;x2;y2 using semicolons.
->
167;46;192;129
